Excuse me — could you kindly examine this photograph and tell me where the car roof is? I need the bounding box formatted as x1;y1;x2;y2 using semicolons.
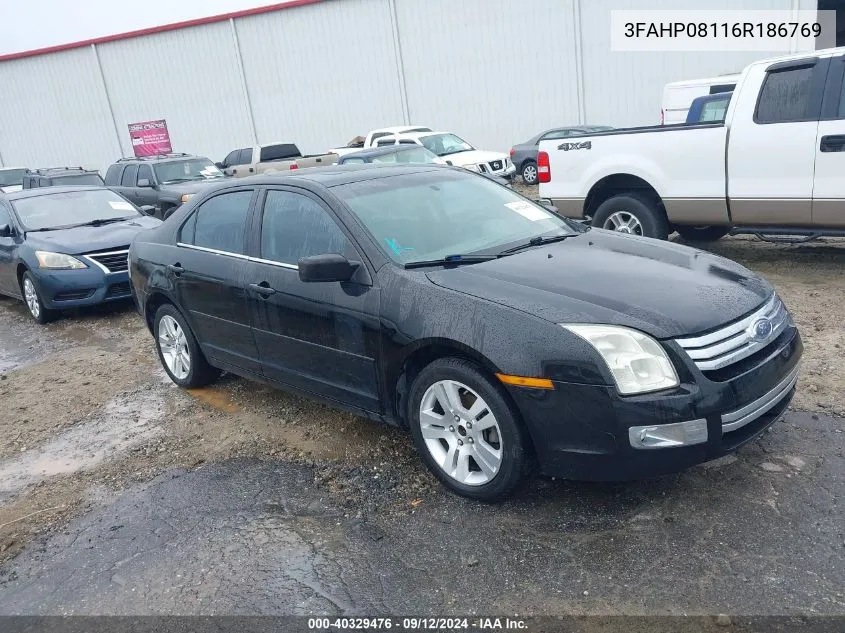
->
28;167;98;176
340;145;426;160
5;185;111;200
227;163;446;188
114;153;202;164
371;125;430;135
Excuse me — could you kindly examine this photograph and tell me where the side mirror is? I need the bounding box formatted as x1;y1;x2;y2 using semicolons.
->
137;178;152;188
0;224;12;238
298;254;359;283
139;205;156;215
445;160;453;166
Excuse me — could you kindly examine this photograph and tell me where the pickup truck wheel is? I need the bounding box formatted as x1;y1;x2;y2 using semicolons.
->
674;225;731;242
521;161;538;185
592;193;669;240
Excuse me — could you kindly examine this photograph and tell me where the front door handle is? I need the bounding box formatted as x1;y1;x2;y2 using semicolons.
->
820;134;845;152
168;263;184;276
249;282;277;297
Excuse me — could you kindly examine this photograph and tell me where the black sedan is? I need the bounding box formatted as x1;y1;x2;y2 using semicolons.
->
0;187;160;323
129;165;801;500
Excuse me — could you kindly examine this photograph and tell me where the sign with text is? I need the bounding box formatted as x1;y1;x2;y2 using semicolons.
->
128;119;172;157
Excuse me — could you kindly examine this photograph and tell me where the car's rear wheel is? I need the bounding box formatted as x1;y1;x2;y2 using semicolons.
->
521;161;538;185
21;272;55;324
591;193;669;240
408;358;530;501
154;304;220;388
674;225;731;242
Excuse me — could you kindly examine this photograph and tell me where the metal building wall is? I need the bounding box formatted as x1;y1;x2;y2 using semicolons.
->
96;22;255;163
0;0;822;169
0;47;119;169
236;0;406;153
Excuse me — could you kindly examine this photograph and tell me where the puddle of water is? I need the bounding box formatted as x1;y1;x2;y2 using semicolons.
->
0;317;46;373
187;386;241;414
0;389;166;501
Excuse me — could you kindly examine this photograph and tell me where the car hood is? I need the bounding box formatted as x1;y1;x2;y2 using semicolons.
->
25;216;162;255
158;179;225;194
0;185;22;193
443;149;509;167
425;229;772;339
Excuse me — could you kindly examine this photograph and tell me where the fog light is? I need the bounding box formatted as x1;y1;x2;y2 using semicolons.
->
628;419;708;450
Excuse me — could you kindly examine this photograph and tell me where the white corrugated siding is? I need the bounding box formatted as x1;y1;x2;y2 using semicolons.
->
579;0;808;128
96;21;254;164
394;0;580;152
0;47;119;170
0;0;819;168
235;0;405;154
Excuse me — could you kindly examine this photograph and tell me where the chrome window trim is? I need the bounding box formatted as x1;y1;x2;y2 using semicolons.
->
721;364;800;433
176;242;299;270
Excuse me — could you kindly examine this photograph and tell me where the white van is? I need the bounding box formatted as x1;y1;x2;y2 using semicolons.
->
661;74;740;125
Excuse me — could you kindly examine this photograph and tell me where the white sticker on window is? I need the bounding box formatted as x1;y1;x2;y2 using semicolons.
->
109;201;135;211
505;200;552;221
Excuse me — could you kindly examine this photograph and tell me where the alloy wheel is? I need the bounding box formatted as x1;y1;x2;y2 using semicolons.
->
23;278;40;319
158;315;191;380
418;379;503;486
604;211;643;235
522;164;538;184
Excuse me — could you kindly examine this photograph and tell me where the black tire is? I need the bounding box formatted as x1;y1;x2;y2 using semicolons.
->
591;192;669;240
20;272;56;324
521;160;538;185
408;358;531;501
153;303;220;388
674;225;731;242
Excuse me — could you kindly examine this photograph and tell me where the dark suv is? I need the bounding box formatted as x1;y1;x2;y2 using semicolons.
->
22;167;104;189
104;153;226;220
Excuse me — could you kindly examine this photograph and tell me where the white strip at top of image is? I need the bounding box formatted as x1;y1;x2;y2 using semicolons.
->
610;10;837;53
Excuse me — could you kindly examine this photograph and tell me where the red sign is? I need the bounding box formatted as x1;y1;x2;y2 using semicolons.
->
128;119;172;157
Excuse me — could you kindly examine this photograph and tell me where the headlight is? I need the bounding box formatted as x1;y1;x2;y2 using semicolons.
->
561;324;679;395
180;193;195;204
35;251;87;270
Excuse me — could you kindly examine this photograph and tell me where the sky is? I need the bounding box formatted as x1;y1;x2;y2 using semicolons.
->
0;0;300;56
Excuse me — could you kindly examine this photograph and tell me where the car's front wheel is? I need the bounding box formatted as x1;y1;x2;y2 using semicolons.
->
154;304;220;388
21;272;55;324
408;358;530;501
521;161;538;185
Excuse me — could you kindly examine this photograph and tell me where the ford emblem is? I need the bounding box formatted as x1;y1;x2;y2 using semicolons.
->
749;317;774;342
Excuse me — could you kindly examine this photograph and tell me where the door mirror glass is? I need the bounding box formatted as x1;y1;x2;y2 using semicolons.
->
137;178;151;188
298;254;358;283
0;224;12;238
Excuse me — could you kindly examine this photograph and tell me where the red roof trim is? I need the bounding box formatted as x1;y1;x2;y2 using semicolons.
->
0;0;324;62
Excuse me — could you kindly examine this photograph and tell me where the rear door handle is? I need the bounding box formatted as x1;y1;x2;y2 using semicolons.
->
168;263;184;276
820;134;845;152
249;282;277;297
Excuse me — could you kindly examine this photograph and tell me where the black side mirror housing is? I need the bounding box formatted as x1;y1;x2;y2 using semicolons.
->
298;254;359;283
0;224;12;238
445;160;453;166
139;205;156;216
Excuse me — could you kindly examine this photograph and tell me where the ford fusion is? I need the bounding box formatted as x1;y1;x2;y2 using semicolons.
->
0;187;161;323
128;165;801;500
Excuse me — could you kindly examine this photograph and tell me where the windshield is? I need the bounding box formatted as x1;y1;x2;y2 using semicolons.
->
333;170;574;264
11;189;140;231
372;147;441;165
153;159;224;184
419;134;473;157
0;169;27;187
51;174;105;186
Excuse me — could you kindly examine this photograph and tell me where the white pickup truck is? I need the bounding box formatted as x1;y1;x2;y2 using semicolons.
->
539;47;845;242
329;126;433;157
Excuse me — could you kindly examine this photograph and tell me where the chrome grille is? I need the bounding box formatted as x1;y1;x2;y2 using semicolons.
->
489;159;503;171
85;248;130;273
674;294;789;371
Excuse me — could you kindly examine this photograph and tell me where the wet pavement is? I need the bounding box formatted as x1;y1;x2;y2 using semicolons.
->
0;409;843;616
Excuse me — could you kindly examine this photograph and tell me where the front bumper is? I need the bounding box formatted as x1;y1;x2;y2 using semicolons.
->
506;327;802;481
32;268;132;309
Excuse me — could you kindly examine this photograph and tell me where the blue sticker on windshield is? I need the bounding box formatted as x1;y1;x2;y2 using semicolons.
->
385;238;415;256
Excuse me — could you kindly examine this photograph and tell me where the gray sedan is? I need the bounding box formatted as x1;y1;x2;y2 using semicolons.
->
510;125;613;184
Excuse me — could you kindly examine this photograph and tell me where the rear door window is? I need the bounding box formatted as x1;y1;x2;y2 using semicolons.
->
259;144;301;161
104;164;124;185
121;164;139;186
237;149;253;165
137;165;153;185
755;65;814;123
188;190;254;255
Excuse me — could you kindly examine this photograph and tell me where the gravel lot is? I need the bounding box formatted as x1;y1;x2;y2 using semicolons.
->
0;204;842;617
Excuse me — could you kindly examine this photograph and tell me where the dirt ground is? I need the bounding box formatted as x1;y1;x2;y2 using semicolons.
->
0;205;843;615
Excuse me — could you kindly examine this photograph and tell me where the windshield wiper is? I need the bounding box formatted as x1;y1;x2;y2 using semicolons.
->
497;233;575;256
404;254;497;269
68;216;137;229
